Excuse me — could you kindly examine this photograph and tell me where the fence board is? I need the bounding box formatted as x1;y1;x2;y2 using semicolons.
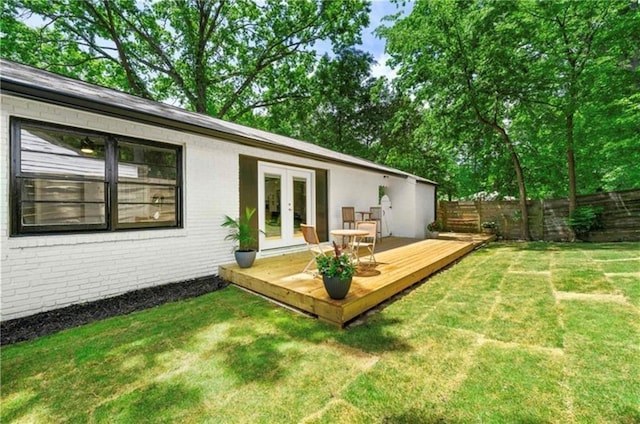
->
438;188;640;242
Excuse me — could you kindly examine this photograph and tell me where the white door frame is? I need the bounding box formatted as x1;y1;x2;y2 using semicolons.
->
258;162;315;251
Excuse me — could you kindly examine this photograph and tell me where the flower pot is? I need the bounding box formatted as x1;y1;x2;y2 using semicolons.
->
322;275;352;300
427;231;439;239
235;250;257;268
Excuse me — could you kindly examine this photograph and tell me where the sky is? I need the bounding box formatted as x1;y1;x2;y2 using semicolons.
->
358;0;413;79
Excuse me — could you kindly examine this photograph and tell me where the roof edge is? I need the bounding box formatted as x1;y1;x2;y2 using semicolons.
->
0;59;438;185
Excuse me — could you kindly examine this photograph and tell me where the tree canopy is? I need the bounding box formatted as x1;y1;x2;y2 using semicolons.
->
2;0;638;209
1;0;370;121
381;0;638;202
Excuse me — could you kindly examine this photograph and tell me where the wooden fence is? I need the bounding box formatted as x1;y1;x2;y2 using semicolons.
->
438;188;640;242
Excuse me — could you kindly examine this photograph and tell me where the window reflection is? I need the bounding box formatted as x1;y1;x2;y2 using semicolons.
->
21;128;105;175
264;174;281;238
13;120;182;234
293;177;306;234
117;142;178;224
20;126;107;227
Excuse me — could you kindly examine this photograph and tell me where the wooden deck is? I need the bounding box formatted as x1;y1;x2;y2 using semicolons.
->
219;234;494;327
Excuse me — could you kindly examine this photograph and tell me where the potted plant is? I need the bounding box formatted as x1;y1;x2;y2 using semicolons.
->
426;220;443;238
481;221;497;234
316;241;356;299
222;207;263;268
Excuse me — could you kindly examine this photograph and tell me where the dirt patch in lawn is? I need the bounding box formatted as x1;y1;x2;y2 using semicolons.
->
554;291;629;303
1;275;229;346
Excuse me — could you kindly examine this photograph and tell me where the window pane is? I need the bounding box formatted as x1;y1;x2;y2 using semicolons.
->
13;120;182;234
117;184;176;224
118;204;177;224
293;177;307;234
22;203;106;226
118;142;177;183
264;174;282;239
21;126;105;178
118;184;175;204
21;178;105;202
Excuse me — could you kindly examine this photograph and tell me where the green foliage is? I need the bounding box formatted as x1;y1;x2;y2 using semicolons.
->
4;0;638;202
512;210;522;222
427;220;443;231
315;241;355;281
2;0;369;120
262;48;393;161
378;185;386;203
381;0;536;240
481;221;497;229
222;207;261;251
381;0;639;201
567;206;604;236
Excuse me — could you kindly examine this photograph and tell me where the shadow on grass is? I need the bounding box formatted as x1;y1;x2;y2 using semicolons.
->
382;409;464;423
1;389;43;423
93;381;203;423
0;288;263;422
0;276;229;346
616;405;640;424
255;298;414;355
264;307;337;342
334;317;414;354
2;282;414;424
215;329;292;383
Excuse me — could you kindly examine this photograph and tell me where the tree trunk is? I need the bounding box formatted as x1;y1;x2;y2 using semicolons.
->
496;127;531;240
566;113;577;214
472;98;532;240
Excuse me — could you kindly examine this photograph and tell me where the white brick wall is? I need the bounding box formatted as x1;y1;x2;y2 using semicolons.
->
1;94;435;321
0;95;241;320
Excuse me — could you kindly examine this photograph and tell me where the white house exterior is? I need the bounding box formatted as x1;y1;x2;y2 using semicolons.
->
0;59;438;321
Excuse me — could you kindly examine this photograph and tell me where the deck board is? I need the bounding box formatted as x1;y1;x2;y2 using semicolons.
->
219;235;492;327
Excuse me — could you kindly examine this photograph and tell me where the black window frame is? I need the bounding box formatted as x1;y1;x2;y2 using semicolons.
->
10;118;183;235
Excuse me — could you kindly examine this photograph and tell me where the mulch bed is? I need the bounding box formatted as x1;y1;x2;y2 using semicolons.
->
1;275;229;346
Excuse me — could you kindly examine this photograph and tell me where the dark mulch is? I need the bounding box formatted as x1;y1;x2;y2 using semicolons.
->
1;275;229;346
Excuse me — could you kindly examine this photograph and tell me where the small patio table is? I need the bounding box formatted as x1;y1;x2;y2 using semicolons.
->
356;211;371;221
330;228;369;263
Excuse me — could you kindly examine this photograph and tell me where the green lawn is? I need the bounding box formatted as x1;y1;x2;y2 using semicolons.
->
2;242;639;423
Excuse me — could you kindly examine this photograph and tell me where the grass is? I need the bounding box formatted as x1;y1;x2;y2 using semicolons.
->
2;241;639;423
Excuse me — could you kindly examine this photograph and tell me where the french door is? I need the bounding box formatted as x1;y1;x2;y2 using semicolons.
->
258;163;314;250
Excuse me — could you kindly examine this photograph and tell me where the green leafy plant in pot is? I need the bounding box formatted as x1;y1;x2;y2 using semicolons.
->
316;241;355;299
426;220;442;238
481;221;497;234
222;207;263;268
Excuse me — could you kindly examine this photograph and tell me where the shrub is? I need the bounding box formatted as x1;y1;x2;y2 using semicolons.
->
567;206;604;237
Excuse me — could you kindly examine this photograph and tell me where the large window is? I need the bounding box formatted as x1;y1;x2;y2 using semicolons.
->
11;119;182;235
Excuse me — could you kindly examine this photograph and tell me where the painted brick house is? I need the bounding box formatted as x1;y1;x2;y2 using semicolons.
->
0;59;437;321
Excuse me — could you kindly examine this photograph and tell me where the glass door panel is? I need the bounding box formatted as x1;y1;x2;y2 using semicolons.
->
292;176;307;237
259;163;313;250
264;173;282;240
